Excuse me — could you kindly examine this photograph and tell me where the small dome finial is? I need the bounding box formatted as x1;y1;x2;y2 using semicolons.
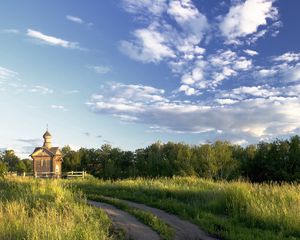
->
43;126;52;149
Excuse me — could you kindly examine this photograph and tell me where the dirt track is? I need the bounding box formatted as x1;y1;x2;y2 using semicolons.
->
89;197;218;240
88;200;160;240
107;197;218;240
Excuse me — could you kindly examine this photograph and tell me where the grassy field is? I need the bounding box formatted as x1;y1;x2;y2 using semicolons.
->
0;177;118;240
73;177;300;240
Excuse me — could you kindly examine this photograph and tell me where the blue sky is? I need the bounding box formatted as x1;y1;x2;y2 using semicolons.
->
1;0;300;158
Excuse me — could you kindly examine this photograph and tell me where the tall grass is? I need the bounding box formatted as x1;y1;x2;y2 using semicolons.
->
74;177;300;240
0;177;114;240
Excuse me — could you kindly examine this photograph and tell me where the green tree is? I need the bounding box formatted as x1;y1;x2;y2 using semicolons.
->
0;162;7;177
21;159;33;172
2;150;20;171
213;141;237;180
62;146;81;171
16;161;26;174
193;144;216;178
289;135;300;180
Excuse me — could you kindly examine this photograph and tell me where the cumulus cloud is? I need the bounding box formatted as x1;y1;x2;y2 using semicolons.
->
255;52;300;82
87;82;300;141
257;68;277;77
167;0;208;39
215;98;238;105
220;0;279;43
119;0;208;66
27;29;81;49
120;25;176;63
178;84;197;96
273;52;300;62
95;1;300;144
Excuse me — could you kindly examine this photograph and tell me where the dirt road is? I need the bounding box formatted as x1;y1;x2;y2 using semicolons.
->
108;197;218;240
89;197;219;240
88;200;160;240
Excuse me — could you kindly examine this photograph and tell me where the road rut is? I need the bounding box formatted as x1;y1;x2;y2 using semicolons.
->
102;197;218;240
88;200;160;240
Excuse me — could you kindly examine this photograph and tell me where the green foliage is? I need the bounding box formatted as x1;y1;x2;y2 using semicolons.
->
21;159;33;172
16;161;26;174
62;146;82;171
1;150;21;171
60;135;300;182
0;162;7;177
74;177;300;240
0;178;115;240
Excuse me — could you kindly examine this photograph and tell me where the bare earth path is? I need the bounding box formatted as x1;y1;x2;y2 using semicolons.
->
112;197;218;240
88;200;160;240
92;196;219;240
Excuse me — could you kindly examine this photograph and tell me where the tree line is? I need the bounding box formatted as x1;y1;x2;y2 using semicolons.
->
1;135;300;182
61;135;300;182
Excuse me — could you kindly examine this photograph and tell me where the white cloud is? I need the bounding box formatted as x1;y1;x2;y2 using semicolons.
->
120;25;175;63
255;52;300;82
273;52;300;62
66;15;93;27
215;98;238;105
88;82;300;141
88;65;112;74
220;85;280;100
258;68;277;77
0;67;18;80
51;105;67;111
27;29;81;49
178;84;197;96
0;67;57;95
244;49;258;56
290;65;300;82
167;0;208;39
220;0;278;43
122;0;168;17
119;0;211;97
63;90;79;94
120;0;208;66
66;15;84;24
104;2;300;143
232;139;248;145
1;29;20;34
234;58;252;70
29;85;53;94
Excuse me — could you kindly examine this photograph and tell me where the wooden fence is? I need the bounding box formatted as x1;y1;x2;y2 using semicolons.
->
65;171;86;179
6;171;86;179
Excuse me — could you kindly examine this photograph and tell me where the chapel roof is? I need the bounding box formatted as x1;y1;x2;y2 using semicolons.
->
43;130;52;138
31;147;62;157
